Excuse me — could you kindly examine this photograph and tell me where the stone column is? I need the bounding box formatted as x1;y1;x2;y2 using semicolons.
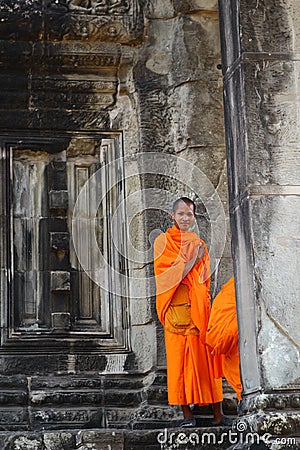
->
219;0;300;438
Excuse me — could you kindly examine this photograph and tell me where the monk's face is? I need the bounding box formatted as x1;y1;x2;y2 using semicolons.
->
171;200;195;231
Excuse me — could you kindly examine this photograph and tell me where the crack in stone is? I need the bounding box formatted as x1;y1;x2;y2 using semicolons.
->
255;271;300;352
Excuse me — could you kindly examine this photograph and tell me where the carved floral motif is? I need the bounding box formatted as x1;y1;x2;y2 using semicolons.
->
0;0;141;44
45;0;139;43
52;0;130;14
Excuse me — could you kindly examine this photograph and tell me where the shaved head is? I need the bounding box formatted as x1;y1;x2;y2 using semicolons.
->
172;197;196;214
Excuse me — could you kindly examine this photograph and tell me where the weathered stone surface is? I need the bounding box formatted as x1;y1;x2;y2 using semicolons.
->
51;312;71;329
155;323;166;368
0;408;29;431
240;0;300;53
43;432;76;450
31;407;101;430
8;435;43;450
215;0;241;73
170;81;224;148
0;75;28;109
31;76;117;111
49;191;69;210
243;60;300;186
130;323;156;373
250;195;300;389
170;13;222;85
69;355;108;373
50;232;70;251
146;0;218;20
102;375;144;391
76;430;124;450
129;298;152;325
174;0;218;13
133;2;230;313
0;110;110;131
124;427;234;450
145;0;175;19
50;271;71;291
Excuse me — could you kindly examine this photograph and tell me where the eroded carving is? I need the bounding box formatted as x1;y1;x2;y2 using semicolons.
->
44;0;142;43
239;393;300;415
44;53;119;68
59;16;128;41
65;0;130;14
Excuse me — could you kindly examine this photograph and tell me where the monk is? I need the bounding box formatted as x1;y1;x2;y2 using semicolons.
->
206;277;242;401
154;197;231;427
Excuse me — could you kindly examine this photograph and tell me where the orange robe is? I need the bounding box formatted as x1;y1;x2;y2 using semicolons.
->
154;225;223;405
206;277;242;401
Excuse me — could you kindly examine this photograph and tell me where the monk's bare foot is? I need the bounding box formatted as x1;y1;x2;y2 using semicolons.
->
211;401;224;424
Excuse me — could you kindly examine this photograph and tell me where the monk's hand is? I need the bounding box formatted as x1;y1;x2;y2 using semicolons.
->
195;243;206;263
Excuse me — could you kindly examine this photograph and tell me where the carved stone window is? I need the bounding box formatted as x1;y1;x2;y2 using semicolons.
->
0;132;129;353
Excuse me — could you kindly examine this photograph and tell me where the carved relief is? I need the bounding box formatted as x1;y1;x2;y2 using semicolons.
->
46;15;129;42
67;0;91;10
31;76;117;111
240;392;300;413
43;53;119;69
66;0;129;14
0;0;142;44
0;0;42;14
45;0;141;43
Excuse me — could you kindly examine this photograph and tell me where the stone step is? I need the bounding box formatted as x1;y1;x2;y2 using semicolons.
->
0;373;239;431
0;428;299;450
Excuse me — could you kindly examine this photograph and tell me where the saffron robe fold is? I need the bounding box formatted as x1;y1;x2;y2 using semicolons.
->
206;277;242;401
154;226;223;405
154;225;210;343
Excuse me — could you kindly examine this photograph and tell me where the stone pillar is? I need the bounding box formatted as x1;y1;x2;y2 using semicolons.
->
219;0;300;438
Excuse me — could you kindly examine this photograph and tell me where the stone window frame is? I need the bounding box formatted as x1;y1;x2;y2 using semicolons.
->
0;131;130;354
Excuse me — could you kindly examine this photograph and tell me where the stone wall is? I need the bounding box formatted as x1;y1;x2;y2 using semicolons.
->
133;0;232;288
